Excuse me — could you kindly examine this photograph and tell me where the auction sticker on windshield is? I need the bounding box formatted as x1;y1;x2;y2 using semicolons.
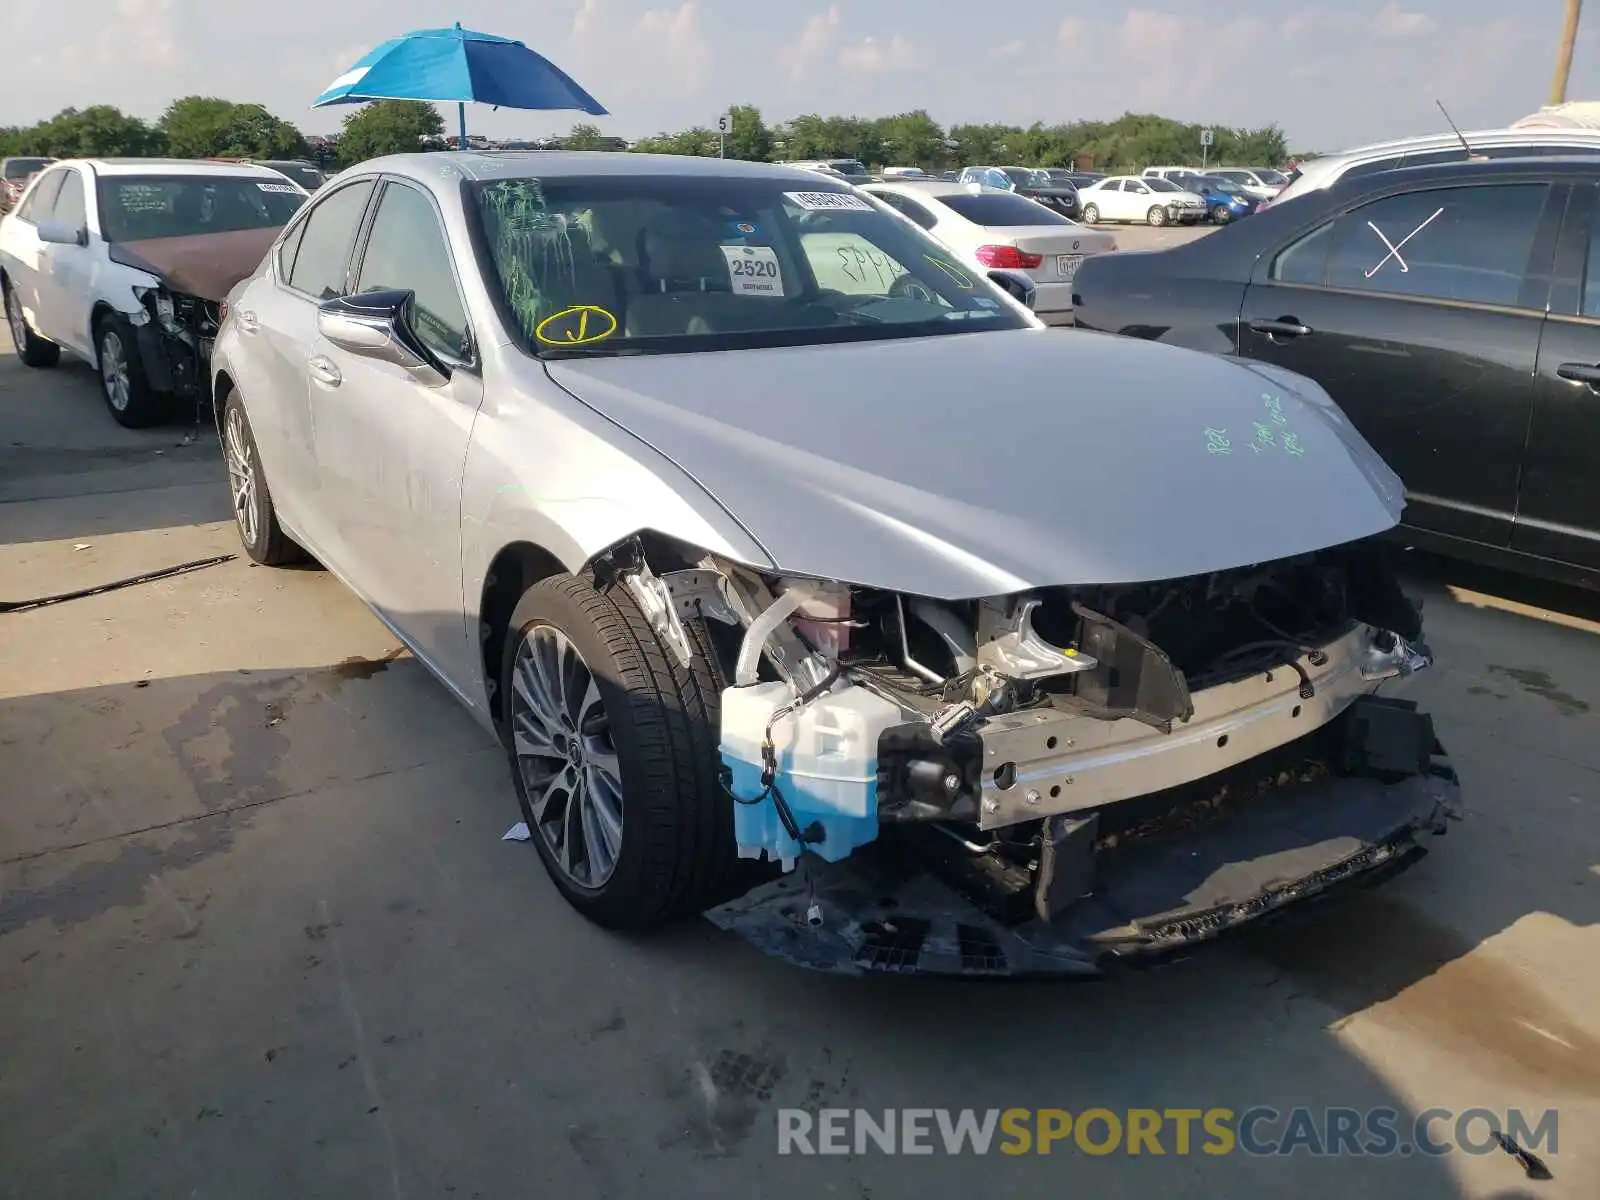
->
256;182;300;194
786;191;874;212
721;244;784;296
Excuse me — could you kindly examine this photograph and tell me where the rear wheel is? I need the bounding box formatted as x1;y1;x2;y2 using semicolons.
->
4;282;60;368
501;574;736;930
94;313;161;427
1082;203;1100;224
1147;206;1167;227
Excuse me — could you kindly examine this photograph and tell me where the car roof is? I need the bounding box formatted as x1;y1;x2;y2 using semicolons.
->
864;179;1007;198
374;150;845;185
1331;153;1600;192
57;158;294;180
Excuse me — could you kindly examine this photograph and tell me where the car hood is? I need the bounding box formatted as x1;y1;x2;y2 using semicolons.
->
107;227;282;302
545;329;1404;599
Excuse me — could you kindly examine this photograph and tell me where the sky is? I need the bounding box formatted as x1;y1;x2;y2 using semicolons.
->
5;0;1600;153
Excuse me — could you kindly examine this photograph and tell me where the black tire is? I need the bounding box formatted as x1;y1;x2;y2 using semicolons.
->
4;282;60;368
93;312;162;427
1082;203;1100;225
1147;206;1167;227
501;574;736;930
1211;205;1232;224
220;388;305;566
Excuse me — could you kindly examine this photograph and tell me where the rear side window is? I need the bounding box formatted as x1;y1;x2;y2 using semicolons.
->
287;180;374;299
936;193;1071;226
1323;183;1549;307
1272;221;1334;284
871;191;939;230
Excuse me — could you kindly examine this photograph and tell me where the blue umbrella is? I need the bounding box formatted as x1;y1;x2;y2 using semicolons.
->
313;22;607;150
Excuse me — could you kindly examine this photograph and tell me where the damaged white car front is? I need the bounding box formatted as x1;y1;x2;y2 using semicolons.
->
627;537;1456;977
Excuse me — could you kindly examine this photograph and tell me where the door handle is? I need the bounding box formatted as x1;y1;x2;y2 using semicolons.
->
1556;361;1600;388
234;308;258;335
309;355;342;387
1248;317;1314;339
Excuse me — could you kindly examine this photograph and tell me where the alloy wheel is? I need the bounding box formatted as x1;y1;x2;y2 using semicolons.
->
99;329;131;411
510;624;625;889
223;404;259;547
4;288;25;348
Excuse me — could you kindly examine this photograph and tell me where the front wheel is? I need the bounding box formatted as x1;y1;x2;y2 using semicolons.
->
1211;205;1232;224
4;282;60;368
1147;206;1167;227
221;388;305;566
1082;203;1100;224
501;574;736;930
94;313;161;427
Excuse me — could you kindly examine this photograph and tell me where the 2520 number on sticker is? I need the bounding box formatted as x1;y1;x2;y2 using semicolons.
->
721;245;784;297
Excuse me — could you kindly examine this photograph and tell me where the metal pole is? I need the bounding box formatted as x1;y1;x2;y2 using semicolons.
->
1202;142;1208;171
1551;0;1584;106
719;131;726;158
458;102;468;151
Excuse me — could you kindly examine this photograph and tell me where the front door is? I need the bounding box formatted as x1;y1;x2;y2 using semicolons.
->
1517;181;1600;570
309;179;483;684
34;168;94;353
1238;180;1558;547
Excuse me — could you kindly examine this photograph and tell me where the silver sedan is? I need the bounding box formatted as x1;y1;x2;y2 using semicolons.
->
211;151;1455;974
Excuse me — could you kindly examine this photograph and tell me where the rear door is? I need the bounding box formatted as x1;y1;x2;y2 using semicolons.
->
1516;182;1600;570
1237;178;1559;547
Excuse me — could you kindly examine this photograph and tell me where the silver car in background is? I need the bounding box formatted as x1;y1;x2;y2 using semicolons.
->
210;152;1457;977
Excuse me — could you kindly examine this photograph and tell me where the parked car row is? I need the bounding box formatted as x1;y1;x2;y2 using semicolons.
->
1;156;56;215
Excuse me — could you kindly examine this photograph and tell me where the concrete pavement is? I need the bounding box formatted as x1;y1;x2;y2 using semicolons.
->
0;325;1596;1199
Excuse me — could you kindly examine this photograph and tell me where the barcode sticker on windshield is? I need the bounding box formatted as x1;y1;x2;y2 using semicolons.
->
785;191;873;212
721;245;784;297
256;182;299;194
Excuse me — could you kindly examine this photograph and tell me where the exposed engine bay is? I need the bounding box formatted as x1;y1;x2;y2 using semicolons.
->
594;532;1457;975
129;284;221;410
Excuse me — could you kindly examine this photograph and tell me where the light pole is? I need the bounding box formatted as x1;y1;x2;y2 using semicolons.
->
1551;0;1584;106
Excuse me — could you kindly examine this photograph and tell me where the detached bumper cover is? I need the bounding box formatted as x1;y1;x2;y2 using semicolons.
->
706;757;1459;978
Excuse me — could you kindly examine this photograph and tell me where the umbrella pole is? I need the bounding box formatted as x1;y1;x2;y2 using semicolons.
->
458;101;467;151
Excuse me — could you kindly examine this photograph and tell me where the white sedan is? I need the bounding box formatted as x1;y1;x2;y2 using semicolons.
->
860;180;1115;325
1078;176;1207;227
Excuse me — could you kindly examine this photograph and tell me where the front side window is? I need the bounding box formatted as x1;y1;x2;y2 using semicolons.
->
936;192;1071;226
1323;183;1548;307
16;167;67;221
354;183;470;361
52;171;87;231
471;174;1026;358
286;180;374;299
95;175;305;242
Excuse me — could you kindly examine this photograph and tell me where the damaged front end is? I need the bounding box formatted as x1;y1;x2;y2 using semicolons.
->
615;535;1461;978
128;284;222;413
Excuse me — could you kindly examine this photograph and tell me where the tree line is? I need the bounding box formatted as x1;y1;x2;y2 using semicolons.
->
1;98;1289;172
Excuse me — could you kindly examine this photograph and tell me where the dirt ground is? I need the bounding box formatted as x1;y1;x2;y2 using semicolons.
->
1;325;1596;1199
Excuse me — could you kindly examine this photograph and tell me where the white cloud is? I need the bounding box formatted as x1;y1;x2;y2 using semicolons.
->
564;0;712;104
787;4;842;80
633;2;711;90
990;39;1026;62
839;34;921;74
1373;3;1439;38
101;0;179;68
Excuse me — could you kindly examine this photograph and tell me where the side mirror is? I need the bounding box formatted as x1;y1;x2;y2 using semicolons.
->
316;290;449;387
36;219;86;247
987;269;1037;311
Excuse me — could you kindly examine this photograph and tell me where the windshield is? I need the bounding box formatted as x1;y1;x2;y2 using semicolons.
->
1202;177;1245;195
1257;169;1289;185
936;192;1071;226
1145;178;1180;192
830;161;869;177
471;175;1027;358
4;158;52;180
96;175;305;242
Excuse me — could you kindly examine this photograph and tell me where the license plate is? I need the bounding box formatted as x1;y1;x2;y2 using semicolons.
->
1057;254;1083;280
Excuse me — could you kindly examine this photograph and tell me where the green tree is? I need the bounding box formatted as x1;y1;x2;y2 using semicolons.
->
948;123;1014;165
632;127;718;157
337;100;445;165
563;123;610;151
874;110;945;168
20;107;164;157
158;96;304;159
725;104;773;162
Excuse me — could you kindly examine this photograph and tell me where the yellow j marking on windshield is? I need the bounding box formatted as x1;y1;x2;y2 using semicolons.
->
535;305;619;346
923;255;974;289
